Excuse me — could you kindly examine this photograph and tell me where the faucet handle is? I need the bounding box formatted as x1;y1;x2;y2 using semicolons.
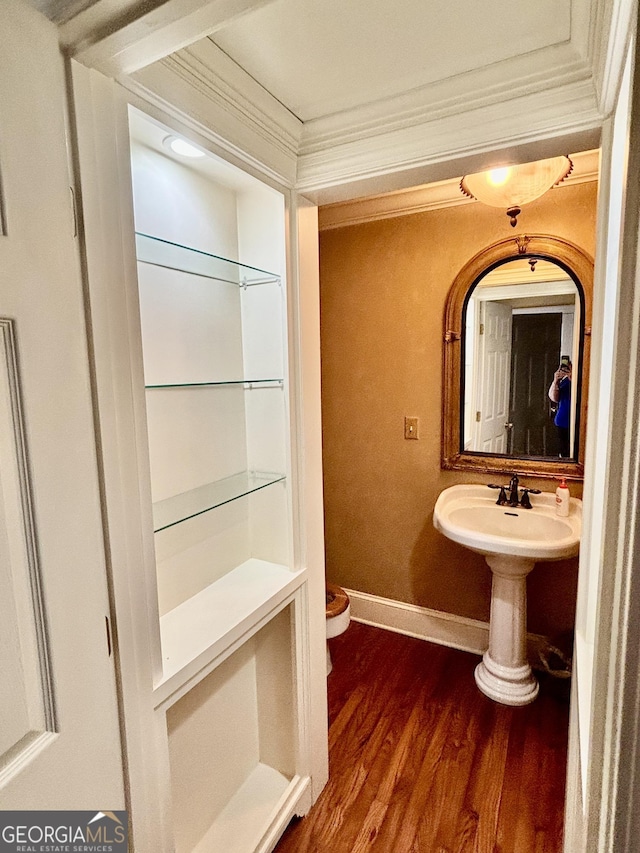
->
487;484;508;505
519;487;541;509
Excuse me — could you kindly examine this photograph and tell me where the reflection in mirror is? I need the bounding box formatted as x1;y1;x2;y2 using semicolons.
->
442;235;592;479
462;258;581;460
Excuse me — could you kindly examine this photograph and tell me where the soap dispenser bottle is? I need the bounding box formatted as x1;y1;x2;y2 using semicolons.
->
556;477;570;517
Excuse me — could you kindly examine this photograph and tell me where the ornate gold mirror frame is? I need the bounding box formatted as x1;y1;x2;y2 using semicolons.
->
442;235;593;480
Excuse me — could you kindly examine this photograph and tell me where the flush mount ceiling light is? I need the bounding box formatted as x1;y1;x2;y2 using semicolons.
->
162;135;206;158
460;155;573;227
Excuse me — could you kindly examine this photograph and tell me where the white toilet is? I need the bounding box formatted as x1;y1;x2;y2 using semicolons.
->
325;582;350;675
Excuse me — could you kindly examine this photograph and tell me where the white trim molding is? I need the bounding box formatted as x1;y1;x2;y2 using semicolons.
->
60;0;629;203
125;38;301;187
299;41;592;157
297;78;602;202
344;588;549;665
589;0;636;116
318;149;600;230
65;0;278;76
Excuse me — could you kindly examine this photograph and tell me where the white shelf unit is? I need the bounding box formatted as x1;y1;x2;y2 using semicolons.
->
128;109;309;852
154;559;304;708
136;231;292;672
166;604;300;853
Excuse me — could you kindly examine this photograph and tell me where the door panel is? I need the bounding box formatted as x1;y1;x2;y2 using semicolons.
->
477;301;512;453
509;313;562;457
0;320;55;767
0;0;123;808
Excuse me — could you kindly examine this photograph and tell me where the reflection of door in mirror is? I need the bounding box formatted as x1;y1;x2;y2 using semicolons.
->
510;313;562;456
473;301;511;453
463;259;580;459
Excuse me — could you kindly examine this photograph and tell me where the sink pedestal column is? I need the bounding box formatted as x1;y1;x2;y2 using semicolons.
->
475;554;539;706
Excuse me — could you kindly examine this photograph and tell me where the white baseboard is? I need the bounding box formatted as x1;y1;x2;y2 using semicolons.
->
343;588;548;663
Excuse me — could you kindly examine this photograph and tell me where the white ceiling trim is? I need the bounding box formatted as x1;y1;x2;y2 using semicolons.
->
318;178;473;230
126;51;300;186
165;40;301;150
475;282;576;301
297;78;602;202
127;35;601;202
588;0;635;115
317;150;599;230
58;0;167;44
67;0;278;75
125;37;304;185
52;0;631;141
299;42;592;155
62;0;629;203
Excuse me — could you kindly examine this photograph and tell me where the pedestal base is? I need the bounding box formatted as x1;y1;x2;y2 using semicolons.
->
475;651;539;706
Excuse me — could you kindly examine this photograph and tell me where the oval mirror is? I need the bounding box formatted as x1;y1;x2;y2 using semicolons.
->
442;236;592;479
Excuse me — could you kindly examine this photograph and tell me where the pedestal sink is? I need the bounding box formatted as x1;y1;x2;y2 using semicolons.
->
433;484;581;705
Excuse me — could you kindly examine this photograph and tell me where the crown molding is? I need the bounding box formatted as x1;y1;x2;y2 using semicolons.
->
128;37;602;203
478;270;574;290
299;41;591;156
65;0;277;76
126;38;302;186
318;149;599;230
174;39;302;149
110;0;618;202
318;177;472;230
299;77;602;201
588;0;635;116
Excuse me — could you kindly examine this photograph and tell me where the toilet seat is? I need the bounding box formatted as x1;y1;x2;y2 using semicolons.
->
325;583;351;663
326;582;349;618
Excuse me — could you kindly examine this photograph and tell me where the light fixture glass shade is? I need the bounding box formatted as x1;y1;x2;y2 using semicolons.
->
460;155;573;226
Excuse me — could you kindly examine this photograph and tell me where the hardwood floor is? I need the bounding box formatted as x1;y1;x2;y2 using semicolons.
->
275;622;569;853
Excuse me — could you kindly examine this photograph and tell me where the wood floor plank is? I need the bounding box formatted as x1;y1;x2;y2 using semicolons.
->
366;659;461;852
274;623;569;853
460;702;512;853
297;634;428;852
340;641;460;852
427;675;490;851
349;700;427;853
334;643;455;853
494;704;528;853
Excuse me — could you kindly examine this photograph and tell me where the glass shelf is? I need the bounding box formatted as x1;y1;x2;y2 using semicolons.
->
145;379;283;389
135;233;281;287
152;470;286;533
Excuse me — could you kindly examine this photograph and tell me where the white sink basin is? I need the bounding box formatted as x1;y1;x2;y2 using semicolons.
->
433;482;582;706
433;483;581;560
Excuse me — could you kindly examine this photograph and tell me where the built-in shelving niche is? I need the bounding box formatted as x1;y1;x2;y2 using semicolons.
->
129;106;306;852
167;604;297;853
136;229;293;689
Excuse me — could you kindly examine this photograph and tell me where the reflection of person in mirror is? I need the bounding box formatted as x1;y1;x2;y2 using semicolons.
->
549;360;572;457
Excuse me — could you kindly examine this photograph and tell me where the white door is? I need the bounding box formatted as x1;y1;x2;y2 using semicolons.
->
565;19;640;851
0;1;124;809
476;300;512;453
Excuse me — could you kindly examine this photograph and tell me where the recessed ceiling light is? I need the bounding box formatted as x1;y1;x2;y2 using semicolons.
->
162;135;206;158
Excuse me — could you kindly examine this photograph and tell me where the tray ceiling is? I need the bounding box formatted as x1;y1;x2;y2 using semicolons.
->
30;0;619;198
33;0;588;128
211;0;573;121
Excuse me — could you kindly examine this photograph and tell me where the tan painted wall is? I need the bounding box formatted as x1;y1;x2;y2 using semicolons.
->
319;181;597;639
